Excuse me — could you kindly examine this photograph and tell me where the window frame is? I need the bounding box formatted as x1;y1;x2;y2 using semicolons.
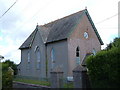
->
27;50;30;70
27;51;30;63
35;46;41;69
76;46;81;65
51;48;55;69
92;48;96;55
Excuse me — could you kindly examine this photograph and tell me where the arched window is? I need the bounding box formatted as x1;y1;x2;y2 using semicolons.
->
27;51;30;70
51;48;55;69
76;47;80;65
37;48;40;62
76;47;80;57
36;47;41;69
92;48;96;55
28;51;30;63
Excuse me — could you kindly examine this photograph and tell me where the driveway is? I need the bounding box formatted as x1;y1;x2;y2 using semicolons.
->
13;81;50;88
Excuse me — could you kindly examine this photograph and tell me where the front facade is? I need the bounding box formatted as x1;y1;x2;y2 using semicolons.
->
18;9;103;79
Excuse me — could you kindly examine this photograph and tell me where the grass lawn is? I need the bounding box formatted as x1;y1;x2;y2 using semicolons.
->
13;78;50;86
64;82;74;88
14;78;74;88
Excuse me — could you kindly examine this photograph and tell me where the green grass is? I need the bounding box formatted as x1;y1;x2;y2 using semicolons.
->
64;82;74;88
13;78;50;86
14;78;74;88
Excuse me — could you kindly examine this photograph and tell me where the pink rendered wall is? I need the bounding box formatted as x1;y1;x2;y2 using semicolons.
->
67;14;101;76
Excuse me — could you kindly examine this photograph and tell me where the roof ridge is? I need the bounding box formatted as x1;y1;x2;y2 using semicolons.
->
42;9;86;27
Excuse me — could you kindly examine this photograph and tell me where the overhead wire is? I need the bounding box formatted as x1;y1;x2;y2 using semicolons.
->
15;0;56;30
1;0;118;30
96;12;119;24
0;0;18;19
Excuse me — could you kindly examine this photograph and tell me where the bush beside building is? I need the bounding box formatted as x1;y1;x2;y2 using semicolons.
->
86;38;120;88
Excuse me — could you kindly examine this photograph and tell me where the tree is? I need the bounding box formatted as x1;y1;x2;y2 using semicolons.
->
2;62;13;88
106;38;120;50
0;55;4;60
2;60;18;75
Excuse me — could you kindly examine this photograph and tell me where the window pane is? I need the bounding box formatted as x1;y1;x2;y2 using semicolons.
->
37;51;40;62
51;48;55;69
76;51;79;57
76;57;80;65
76;47;80;57
51;49;55;61
36;47;41;69
37;62;40;69
76;47;80;65
27;63;30;70
28;52;30;62
92;48;96;55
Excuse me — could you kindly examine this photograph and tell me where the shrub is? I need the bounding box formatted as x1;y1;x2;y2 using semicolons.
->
2;60;18;75
2;63;13;88
2;71;13;88
86;38;120;88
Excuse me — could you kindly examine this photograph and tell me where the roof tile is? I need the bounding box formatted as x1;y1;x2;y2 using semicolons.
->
19;9;103;49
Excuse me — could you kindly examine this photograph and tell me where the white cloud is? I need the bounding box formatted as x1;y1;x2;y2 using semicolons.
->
0;0;119;64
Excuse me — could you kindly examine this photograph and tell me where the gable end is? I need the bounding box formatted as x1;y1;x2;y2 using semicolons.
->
85;9;104;45
19;26;38;49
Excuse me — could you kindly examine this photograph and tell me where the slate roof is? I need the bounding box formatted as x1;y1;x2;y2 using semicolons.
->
73;65;87;72
19;28;37;49
19;9;104;49
38;26;50;43
45;10;84;43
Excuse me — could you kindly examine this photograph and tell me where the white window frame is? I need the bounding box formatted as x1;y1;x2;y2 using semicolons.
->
92;48;96;55
84;32;89;39
34;46;38;52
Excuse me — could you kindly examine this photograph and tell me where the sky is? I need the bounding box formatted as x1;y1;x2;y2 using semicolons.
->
0;0;119;64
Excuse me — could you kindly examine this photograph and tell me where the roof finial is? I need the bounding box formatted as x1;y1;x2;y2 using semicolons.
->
36;23;38;27
85;6;87;9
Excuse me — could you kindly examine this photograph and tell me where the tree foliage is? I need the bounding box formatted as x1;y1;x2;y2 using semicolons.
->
2;60;17;88
86;38;120;88
2;60;18;75
2;69;13;88
2;63;13;88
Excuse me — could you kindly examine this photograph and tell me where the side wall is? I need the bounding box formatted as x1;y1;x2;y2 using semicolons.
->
67;13;101;76
47;40;68;78
18;49;29;76
18;30;46;79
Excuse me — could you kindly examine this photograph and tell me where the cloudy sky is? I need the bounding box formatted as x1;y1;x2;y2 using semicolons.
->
0;0;119;64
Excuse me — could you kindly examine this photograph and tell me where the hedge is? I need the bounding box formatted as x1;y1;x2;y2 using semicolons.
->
86;38;120;88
